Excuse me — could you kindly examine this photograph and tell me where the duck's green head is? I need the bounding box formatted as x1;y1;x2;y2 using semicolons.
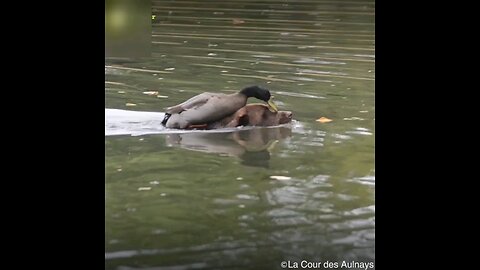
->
240;86;278;112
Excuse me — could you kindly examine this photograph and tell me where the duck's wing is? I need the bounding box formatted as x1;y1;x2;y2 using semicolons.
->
165;93;217;114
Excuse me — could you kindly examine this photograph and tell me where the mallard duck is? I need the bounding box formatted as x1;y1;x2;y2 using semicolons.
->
162;86;278;129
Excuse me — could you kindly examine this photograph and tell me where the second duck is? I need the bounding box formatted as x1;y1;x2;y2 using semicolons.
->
162;85;278;129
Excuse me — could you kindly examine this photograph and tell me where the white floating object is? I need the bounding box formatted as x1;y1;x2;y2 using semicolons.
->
270;176;291;181
164;67;175;71
343;117;365;121
143;91;159;95
150;181;159;185
138;187;152;191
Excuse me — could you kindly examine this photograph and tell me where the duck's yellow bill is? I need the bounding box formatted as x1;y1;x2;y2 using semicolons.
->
267;99;278;112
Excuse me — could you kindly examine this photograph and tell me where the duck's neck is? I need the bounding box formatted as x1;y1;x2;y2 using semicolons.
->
239;86;262;98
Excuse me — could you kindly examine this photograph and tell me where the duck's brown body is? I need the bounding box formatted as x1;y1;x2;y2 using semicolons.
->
207;104;293;129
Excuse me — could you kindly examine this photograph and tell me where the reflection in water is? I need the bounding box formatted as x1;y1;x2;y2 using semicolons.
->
166;127;292;168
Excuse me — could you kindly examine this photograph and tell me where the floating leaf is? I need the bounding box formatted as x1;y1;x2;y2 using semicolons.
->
270;175;291;181
143;91;159;96
126;103;137;107
316;117;332;123
232;18;245;25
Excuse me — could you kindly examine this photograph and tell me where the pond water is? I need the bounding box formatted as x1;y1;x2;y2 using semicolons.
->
105;0;374;269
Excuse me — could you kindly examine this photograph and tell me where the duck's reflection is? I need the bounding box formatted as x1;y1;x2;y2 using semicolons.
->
165;127;292;168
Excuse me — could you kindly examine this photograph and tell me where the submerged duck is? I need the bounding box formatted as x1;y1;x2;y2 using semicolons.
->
206;104;292;129
162;85;278;129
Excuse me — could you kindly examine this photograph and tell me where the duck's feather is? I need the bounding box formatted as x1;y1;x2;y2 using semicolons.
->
165;92;220;114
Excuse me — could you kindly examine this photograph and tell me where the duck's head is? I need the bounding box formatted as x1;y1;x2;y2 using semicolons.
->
240;85;278;112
